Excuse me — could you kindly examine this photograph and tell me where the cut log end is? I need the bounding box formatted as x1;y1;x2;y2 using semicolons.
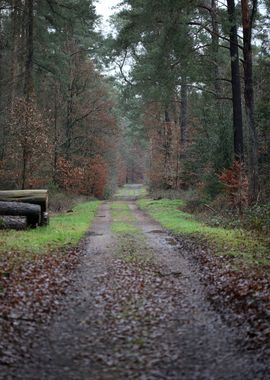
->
0;190;49;228
0;201;41;228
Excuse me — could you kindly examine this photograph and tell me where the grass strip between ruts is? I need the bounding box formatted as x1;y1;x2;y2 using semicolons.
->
110;201;140;234
110;201;153;265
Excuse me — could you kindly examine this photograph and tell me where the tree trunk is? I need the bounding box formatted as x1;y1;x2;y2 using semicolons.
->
24;0;34;100
227;0;244;161
53;84;59;182
65;91;73;159
163;109;172;187
22;146;28;189
20;0;34;188
65;37;75;160
240;0;259;202
268;132;270;179
10;0;21;107
0;15;4;161
211;0;221;96
180;75;187;149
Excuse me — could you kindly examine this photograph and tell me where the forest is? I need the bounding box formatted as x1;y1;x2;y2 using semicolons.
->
0;0;270;378
0;0;269;212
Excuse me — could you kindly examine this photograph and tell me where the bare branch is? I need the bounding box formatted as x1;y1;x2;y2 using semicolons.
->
116;50;133;86
189;21;243;50
187;83;232;100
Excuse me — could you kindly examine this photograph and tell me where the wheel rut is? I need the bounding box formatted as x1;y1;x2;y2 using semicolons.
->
3;198;269;380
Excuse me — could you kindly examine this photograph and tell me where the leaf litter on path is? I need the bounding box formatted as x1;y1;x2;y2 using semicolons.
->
0;200;269;380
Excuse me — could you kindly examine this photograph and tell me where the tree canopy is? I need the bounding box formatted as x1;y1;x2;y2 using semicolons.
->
0;0;269;203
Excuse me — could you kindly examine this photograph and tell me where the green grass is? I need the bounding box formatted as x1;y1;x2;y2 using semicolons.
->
114;185;147;199
110;202;130;211
111;221;139;234
110;201;154;264
0;201;100;254
110;201;139;234
138;198;270;266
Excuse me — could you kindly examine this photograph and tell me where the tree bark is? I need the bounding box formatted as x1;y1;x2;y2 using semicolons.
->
0;190;48;213
24;0;34;99
240;0;259;202
53;84;59;182
211;0;221;96
164;109;172;188
65;37;75;159
22;146;27;189
65;88;73;159
180;75;187;149
0;13;4;161
10;0;21;107
227;0;244;161
0;201;41;227
0;201;41;216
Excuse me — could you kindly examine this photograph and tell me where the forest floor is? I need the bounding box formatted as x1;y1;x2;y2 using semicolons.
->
0;185;269;380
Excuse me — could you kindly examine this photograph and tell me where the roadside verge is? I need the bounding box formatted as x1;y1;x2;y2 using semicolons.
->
137;198;270;358
0;200;100;366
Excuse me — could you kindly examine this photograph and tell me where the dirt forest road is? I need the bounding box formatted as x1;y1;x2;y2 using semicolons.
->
3;185;269;380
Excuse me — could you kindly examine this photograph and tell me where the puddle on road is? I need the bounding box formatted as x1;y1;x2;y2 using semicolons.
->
165;237;178;246
86;231;104;237
148;230;166;234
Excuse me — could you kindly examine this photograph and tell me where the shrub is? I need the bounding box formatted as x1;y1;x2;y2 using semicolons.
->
203;173;223;200
243;204;270;235
55;156;108;198
218;160;248;213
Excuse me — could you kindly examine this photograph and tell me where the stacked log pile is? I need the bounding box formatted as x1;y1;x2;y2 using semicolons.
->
0;190;48;228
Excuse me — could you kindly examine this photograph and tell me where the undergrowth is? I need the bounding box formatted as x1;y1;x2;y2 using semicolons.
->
114;185;147;200
48;186;90;212
138;198;270;267
150;187;270;237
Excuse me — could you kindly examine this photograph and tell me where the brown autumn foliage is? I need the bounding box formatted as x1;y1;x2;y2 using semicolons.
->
0;58;122;196
56;156;108;198
55;158;84;193
3;97;51;189
81;156;108;198
144;103;181;189
116;153;127;186
0;247;80;365
219;160;248;211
